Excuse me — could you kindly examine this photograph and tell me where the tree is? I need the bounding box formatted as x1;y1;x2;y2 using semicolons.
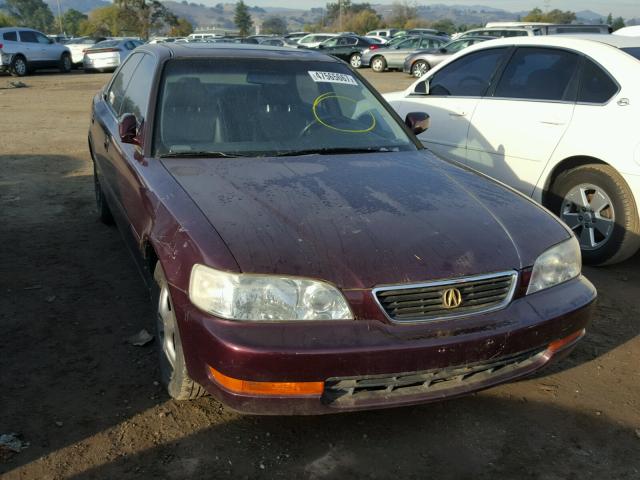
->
169;17;193;36
261;15;287;34
388;0;417;28
61;8;87;36
430;18;456;34
234;0;253;36
0;11;17;27
611;16;625;31
523;7;576;24
79;5;121;36
3;0;54;31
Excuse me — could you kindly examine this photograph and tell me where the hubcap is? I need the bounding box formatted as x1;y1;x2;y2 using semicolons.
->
413;62;428;78
373;59;383;71
351;55;361;68
561;183;615;250
15;59;26;75
157;282;177;368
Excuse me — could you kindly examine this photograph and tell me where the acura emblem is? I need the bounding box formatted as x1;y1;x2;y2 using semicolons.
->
442;287;463;309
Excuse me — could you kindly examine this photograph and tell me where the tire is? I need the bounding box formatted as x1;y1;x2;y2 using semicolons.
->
548;163;640;265
60;53;72;73
349;53;362;68
93;163;114;225
411;60;430;78
153;262;207;400
371;56;387;73
10;55;28;77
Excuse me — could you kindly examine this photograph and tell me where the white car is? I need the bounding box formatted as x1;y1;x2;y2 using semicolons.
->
64;36;106;65
385;35;640;265
83;38;143;73
297;33;338;49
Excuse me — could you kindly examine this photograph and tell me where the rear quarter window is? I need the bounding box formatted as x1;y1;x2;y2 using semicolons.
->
578;59;618;104
3;31;17;41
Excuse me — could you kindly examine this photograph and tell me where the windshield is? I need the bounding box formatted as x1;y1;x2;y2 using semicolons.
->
621;47;640;61
153;58;416;157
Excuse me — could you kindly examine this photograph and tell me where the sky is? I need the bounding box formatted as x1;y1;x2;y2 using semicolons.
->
237;0;640;18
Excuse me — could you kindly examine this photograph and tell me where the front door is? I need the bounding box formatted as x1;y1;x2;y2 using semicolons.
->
465;47;579;195
388;47;510;164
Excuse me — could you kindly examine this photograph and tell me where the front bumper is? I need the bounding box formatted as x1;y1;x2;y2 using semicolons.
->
173;275;596;415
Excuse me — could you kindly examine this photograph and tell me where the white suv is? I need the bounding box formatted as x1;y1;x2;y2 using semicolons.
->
0;27;72;76
385;35;640;265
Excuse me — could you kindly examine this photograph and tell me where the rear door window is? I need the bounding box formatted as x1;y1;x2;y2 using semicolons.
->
426;47;508;97
3;31;17;41
494;47;580;101
578;58;618;104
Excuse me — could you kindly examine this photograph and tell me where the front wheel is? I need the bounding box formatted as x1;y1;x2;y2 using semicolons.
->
411;60;429;78
153;262;207;400
371;56;386;73
548;164;640;265
349;53;362;68
60;53;72;73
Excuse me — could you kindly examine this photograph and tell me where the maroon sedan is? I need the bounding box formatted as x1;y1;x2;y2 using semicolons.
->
89;43;596;414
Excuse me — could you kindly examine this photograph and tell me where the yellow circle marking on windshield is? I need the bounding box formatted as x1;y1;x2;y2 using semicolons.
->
312;92;376;133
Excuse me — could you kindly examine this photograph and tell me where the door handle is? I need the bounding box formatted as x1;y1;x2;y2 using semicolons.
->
103;135;110;150
449;112;466;117
539;120;564;126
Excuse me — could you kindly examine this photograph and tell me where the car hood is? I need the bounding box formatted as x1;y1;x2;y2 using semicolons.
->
162;151;569;289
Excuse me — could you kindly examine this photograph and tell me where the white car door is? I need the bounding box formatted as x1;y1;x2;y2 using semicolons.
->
465;47;579;195
34;31;60;62
385;47;509;164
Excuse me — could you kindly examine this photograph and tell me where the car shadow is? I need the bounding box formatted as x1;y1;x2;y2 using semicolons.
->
67;396;639;478
0;152;638;477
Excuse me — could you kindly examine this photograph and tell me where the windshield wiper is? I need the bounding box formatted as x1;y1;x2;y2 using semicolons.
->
159;151;247;158
274;147;391;157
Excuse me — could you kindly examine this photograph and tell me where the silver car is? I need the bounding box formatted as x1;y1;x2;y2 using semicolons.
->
83;38;143;73
0;27;72;77
403;36;495;77
360;35;447;72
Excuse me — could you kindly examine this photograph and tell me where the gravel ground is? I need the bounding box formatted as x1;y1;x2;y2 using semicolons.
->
0;69;638;480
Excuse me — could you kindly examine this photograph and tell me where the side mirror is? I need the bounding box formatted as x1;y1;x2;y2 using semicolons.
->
119;113;141;146
317;44;325;49
439;47;447;53
405;112;431;136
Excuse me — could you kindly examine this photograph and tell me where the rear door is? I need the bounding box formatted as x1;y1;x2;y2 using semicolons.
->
465;47;579;195
389;47;509;164
92;53;143;219
18;30;40;61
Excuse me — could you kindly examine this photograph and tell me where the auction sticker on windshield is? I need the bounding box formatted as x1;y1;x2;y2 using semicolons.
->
308;71;358;86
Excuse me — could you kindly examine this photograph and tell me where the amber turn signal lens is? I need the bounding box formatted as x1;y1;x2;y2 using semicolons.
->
547;328;585;354
209;367;324;396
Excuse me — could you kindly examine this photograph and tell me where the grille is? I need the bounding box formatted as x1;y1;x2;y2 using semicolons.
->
323;347;544;406
374;271;517;322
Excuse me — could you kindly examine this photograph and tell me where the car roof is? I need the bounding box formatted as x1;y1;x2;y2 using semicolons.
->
0;27;38;32
139;42;340;62
469;35;640;50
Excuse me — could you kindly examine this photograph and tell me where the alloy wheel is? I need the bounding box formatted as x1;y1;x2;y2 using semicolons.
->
412;62;428;78
157;280;177;368
14;58;26;76
372;58;384;72
561;183;615;250
350;54;361;68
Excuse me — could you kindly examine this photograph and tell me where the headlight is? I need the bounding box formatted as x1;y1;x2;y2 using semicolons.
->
527;237;581;295
189;264;353;321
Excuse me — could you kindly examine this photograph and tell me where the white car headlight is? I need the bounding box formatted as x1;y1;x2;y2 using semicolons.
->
527;237;581;295
189;264;354;321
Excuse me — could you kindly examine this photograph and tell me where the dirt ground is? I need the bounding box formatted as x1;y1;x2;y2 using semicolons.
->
0;69;639;480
